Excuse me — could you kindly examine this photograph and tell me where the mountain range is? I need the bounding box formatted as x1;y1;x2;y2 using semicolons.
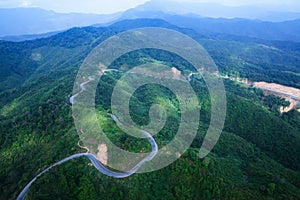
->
1;0;300;42
0;18;300;199
0;7;120;37
122;0;300;21
1;1;300;199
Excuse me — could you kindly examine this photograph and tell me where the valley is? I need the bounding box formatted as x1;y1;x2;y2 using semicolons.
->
0;7;299;199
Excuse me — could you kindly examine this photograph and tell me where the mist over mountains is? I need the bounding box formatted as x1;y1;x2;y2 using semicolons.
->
0;7;120;37
1;0;300;41
122;0;300;21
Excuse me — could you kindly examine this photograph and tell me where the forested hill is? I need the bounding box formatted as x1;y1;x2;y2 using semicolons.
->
0;19;299;199
1;18;299;92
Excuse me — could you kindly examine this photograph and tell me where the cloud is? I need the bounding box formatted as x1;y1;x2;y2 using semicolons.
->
0;0;300;13
29;0;149;14
20;1;32;7
169;0;299;6
0;0;36;8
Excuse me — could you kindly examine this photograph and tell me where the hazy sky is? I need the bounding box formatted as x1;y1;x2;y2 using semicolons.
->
0;0;300;14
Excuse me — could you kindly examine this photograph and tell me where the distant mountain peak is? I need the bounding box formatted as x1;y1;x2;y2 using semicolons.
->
124;0;300;22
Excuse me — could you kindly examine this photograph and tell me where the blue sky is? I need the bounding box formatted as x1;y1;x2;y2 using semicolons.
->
0;0;300;14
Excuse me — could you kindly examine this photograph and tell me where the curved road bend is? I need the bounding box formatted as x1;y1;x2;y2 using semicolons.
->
17;73;158;200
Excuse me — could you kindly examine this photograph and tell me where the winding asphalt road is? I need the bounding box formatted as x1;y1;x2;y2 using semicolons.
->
17;71;158;200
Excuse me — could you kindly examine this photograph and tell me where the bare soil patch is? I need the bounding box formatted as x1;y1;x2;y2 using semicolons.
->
253;82;300;113
253;82;300;99
96;143;108;165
